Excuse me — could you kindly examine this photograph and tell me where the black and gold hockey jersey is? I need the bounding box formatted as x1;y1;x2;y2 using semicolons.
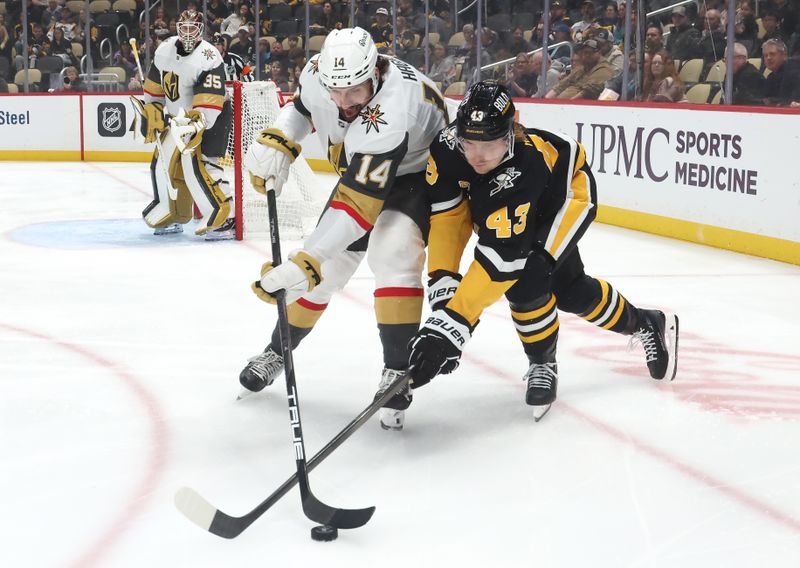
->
425;125;598;326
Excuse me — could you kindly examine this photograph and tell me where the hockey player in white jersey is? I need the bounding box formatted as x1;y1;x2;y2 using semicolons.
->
136;10;235;239
241;27;450;430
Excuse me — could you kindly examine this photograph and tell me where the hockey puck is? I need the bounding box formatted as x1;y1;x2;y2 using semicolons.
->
310;524;338;542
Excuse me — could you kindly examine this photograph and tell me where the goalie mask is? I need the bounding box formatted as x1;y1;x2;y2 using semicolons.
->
317;27;379;93
455;81;516;160
177;10;204;52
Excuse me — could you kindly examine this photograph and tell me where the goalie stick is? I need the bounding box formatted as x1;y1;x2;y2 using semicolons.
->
174;369;411;538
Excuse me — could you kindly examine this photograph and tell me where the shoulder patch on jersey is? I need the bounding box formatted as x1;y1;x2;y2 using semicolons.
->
489;167;521;197
310;59;319;74
202;47;215;60
359;103;388;134
438;125;457;150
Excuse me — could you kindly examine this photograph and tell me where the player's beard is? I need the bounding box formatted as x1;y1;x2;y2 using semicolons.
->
338;104;364;123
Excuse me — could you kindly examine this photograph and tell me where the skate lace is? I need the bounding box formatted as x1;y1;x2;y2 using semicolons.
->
377;368;407;394
248;350;283;378
524;363;557;390
629;329;658;363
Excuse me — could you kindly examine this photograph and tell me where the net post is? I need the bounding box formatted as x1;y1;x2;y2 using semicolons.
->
234;80;244;241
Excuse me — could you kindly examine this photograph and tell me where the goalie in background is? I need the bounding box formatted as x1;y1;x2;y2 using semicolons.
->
136;9;236;240
407;81;679;421
240;27;450;431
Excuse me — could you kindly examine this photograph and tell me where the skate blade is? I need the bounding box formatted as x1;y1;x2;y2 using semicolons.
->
665;314;679;381
532;403;552;422
380;421;404;431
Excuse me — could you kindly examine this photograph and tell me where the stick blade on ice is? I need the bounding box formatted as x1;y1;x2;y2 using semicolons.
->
174;487;218;532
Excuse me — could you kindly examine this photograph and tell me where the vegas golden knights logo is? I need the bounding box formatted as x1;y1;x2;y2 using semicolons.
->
327;141;347;175
163;72;180;101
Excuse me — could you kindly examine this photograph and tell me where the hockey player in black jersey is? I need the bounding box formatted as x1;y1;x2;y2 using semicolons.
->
408;81;679;420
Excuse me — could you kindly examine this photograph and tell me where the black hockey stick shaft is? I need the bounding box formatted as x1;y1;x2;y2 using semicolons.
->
185;371;411;539
266;186;375;530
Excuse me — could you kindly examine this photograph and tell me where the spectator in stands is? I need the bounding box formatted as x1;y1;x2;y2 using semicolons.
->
41;0;61;28
267;59;289;91
571;0;597;43
696;9;727;72
530;50;563;96
221;3;253;38
506;52;538;97
270;38;290;68
480;27;502;63
547;38;615;99
60;65;86;92
0;75;9;92
395;29;417;62
207;0;231;32
762;38;800;105
734;0;759;55
768;0;797;38
230;26;255;66
613;1;626;43
550;0;572;28
55;8;76;40
506;25;532;55
645;24;664;53
371;7;393;52
112;38;137;78
49;26;75;66
726;42;764;104
757;12;787;57
550;22;573;63
0;23;11;78
597;2;618;32
427;42;456;90
593;27;623;71
14;23;49;72
314;1;344;33
600;50;650;100
666;6;701;61
643;50;686;102
286;34;305;64
128;76;142;91
456;24;475;56
257;37;272;72
152;6;171;39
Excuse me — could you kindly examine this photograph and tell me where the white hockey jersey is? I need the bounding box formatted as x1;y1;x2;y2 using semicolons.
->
271;54;450;263
143;36;226;128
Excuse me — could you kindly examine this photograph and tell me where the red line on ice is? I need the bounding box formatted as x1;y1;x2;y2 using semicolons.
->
0;323;170;568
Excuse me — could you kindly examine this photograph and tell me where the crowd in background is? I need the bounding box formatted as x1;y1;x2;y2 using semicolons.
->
0;0;798;106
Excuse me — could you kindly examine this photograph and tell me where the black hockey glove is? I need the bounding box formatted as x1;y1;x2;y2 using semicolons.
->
408;308;474;389
427;270;462;311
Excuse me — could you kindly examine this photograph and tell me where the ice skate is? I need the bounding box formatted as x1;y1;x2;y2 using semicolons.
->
630;309;679;381
154;222;183;235
374;368;411;431
523;362;558;422
205;218;236;241
238;347;283;399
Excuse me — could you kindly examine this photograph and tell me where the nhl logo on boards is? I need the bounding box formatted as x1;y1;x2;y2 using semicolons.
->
98;103;126;137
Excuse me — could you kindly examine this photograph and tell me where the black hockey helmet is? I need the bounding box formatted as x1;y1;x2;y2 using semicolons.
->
456;81;515;141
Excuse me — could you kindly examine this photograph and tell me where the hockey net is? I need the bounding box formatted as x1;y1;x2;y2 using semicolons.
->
226;81;327;240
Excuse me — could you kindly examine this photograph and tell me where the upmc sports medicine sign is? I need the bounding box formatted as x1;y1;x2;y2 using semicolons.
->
516;101;798;245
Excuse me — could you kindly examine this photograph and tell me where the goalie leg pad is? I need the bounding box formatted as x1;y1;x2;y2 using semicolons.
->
142;137;193;228
180;148;231;234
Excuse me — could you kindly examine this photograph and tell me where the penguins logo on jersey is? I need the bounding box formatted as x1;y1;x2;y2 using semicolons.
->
162;72;180;101
489;167;521;196
359;104;387;134
439;126;457;150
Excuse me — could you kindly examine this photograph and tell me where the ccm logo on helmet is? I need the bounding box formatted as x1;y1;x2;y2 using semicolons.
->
494;92;511;114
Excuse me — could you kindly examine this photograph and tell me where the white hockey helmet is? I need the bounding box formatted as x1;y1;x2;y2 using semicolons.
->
318;27;379;92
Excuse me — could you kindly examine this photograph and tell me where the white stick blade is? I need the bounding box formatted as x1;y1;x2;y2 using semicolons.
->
174;487;218;530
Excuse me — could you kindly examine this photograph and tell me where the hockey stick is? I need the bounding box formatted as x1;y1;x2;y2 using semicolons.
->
129;38;178;200
175;370;410;538
264;179;375;529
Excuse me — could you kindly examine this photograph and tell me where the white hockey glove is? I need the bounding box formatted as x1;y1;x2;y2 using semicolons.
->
244;127;302;197
169;108;207;155
427;270;462;311
251;250;323;305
